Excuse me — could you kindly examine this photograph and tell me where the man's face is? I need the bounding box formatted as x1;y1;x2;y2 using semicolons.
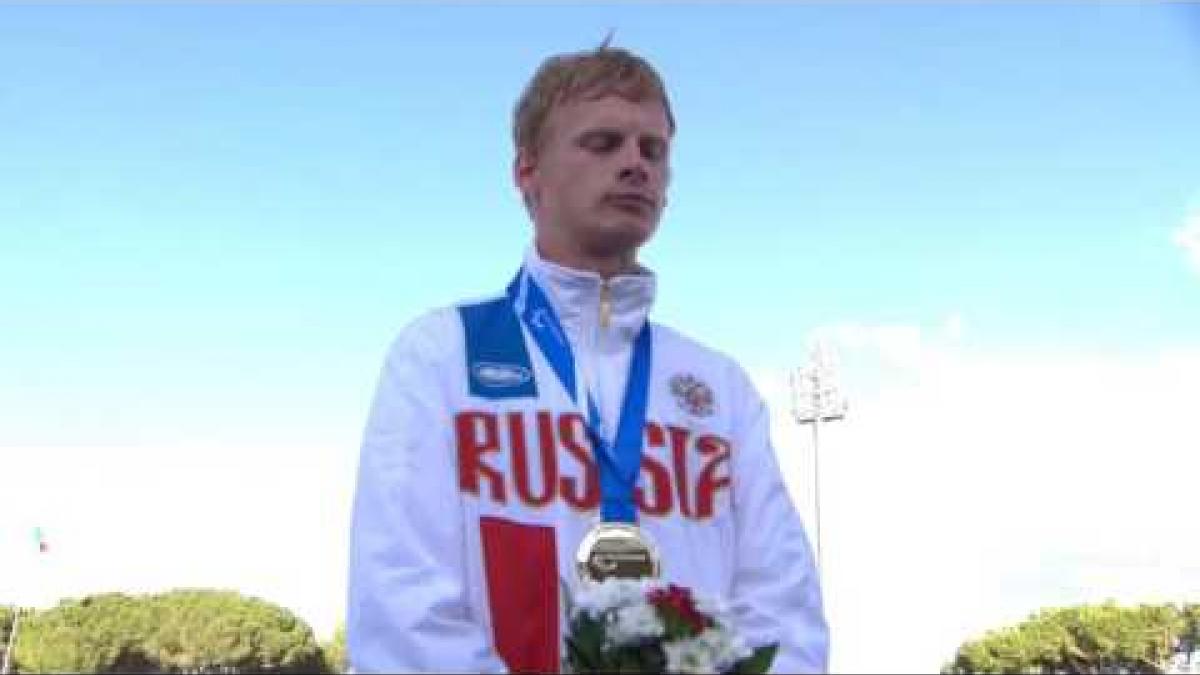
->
516;94;672;262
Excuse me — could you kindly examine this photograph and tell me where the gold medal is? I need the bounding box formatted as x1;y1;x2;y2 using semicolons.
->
575;522;661;584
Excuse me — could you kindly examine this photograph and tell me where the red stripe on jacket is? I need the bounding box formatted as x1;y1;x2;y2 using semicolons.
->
479;516;559;673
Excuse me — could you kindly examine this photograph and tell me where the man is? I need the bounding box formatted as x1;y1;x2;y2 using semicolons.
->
347;42;829;673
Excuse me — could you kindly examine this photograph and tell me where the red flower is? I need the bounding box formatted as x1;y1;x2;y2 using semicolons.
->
646;584;713;633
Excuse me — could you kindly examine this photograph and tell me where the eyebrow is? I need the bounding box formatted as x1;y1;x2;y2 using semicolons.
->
575;126;669;145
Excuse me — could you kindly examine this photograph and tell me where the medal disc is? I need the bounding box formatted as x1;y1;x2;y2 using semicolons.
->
575;522;661;584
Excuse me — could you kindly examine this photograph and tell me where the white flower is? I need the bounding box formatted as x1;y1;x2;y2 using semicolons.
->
605;602;666;646
571;578;662;620
664;635;719;674
662;627;753;674
564;579;762;674
696;626;753;672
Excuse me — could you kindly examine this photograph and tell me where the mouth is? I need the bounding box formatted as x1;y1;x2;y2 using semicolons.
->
604;193;657;214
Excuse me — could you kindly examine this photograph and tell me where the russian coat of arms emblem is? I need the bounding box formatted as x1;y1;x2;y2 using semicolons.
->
669;373;715;417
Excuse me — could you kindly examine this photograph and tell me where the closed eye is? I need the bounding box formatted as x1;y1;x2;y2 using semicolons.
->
578;130;622;154
640;137;667;163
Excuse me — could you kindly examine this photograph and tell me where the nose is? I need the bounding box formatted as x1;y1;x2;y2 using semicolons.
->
616;141;649;186
618;164;648;185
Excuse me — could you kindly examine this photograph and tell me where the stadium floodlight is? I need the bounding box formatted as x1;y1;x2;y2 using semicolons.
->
788;340;848;573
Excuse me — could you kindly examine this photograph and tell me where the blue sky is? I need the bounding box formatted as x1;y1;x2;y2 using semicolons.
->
4;4;1198;445
3;4;1200;668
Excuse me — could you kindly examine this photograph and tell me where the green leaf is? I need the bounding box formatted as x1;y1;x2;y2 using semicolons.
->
566;615;606;671
566;637;597;671
639;642;667;673
733;643;779;675
615;645;644;673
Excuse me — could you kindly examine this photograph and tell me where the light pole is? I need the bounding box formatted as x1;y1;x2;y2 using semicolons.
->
789;341;847;572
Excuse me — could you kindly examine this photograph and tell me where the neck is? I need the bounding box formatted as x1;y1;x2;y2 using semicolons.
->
534;238;638;280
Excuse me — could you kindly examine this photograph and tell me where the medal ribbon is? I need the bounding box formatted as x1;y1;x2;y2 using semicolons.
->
506;267;651;524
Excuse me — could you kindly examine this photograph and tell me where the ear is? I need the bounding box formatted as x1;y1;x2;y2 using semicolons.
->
514;148;538;208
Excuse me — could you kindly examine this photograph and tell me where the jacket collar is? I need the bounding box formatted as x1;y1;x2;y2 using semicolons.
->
522;245;656;347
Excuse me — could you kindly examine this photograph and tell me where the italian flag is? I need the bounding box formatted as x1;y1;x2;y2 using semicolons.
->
33;527;47;554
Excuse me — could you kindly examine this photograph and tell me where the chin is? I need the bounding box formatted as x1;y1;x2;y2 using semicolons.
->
589;219;656;254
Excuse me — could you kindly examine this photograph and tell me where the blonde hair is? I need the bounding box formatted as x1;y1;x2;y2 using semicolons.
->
513;37;676;155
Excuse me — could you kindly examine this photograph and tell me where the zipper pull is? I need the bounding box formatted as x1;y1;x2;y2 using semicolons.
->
599;281;612;329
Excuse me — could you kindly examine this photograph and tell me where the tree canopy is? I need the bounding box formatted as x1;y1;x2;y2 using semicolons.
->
944;601;1200;674
9;589;330;674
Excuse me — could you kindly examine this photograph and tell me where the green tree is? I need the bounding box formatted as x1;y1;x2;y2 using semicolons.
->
12;588;327;674
321;623;346;674
1;606;16;672
944;601;1198;674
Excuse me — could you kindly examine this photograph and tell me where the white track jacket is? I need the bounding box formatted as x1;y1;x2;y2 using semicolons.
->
347;247;829;673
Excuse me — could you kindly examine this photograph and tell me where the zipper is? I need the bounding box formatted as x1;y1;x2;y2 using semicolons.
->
588;279;612;441
599;280;612;330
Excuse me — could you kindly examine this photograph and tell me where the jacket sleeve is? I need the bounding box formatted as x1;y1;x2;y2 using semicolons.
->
728;365;830;673
346;312;509;674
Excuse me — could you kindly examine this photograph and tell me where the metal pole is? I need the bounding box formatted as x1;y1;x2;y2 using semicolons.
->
789;342;845;577
811;413;823;572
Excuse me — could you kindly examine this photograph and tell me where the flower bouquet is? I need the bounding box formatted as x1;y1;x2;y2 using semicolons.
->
562;579;778;674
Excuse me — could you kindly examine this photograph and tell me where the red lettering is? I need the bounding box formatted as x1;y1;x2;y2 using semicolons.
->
695;435;732;519
667;425;696;518
458;411;727;519
635;422;672;516
635;453;674;516
512;411;558;508
456;411;506;503
645;421;666;448
558;413;599;510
